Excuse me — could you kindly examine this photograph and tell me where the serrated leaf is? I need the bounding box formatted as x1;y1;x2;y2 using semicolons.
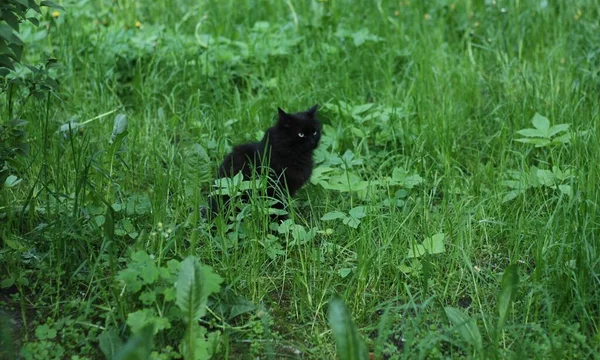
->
444;307;482;351
176;256;223;323
497;264;519;330
321;211;346;221
328;296;369;360
180;323;220;360
531;113;550;134
98;328;123;360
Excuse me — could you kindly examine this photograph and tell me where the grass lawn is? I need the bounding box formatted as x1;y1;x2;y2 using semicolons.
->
1;0;599;359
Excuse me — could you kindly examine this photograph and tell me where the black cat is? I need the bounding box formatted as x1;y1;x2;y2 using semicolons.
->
205;105;322;221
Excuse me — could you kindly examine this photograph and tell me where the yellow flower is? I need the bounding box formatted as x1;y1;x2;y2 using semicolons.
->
424;13;431;20
135;20;141;28
574;9;582;21
52;11;60;18
394;10;400;16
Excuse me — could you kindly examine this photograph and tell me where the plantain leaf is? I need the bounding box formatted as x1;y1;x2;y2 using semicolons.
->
444;306;482;351
328;296;369;360
98;327;123;359
176;256;223;324
497;264;519;330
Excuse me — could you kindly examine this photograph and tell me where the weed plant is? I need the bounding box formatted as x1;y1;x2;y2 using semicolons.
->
1;0;599;359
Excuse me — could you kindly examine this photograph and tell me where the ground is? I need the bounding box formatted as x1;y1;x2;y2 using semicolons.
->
1;0;599;359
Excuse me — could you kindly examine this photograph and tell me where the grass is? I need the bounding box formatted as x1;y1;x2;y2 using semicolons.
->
1;0;599;358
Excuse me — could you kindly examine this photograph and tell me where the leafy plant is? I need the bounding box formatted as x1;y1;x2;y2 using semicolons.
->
0;118;29;188
444;306;483;353
321;206;367;229
107;252;223;359
328;296;369;360
0;0;63;78
176;256;223;360
407;233;445;259
502;166;573;202
515;113;570;147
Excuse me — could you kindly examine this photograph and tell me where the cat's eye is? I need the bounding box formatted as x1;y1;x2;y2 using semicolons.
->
298;133;305;138
312;131;318;135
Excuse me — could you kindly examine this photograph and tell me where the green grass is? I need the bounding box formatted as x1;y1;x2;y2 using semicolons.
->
1;0;599;359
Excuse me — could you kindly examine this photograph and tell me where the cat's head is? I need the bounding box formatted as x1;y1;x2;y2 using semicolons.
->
275;104;322;150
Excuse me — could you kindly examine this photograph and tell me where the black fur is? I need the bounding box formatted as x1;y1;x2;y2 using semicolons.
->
205;105;322;221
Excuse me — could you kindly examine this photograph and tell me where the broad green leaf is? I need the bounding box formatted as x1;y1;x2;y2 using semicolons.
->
177;257;207;324
548;123;569;138
328;296;369;360
407;233;445;258
552;133;571;145
176;256;223;323
558;184;572;197
502;190;519;203
407;244;425;259
41;1;66;10
535;169;555;186
351;103;375;115
109;114;128;145
98;328;123;360
348;206;367;219
321;211;346;221
404;174;423;188
3;10;20;32
180;323;219;360
338;268;353;278
516;128;545;138
422;233;445;254
4;175;22;188
126;309;170;334
514;137;551;147
444;306;482;351
343;216;361;229
114;323;154;360
497;264;519;330
531;113;550;134
125;194;152;216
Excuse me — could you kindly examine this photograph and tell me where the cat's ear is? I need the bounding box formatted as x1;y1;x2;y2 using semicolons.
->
306;104;319;117
278;107;289;119
277;107;293;127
